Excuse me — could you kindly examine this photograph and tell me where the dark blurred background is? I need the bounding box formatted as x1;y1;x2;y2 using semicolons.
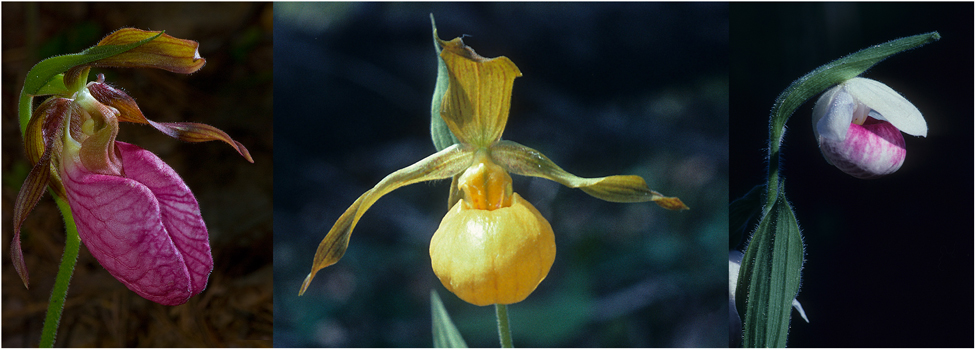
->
274;3;727;347
730;3;973;347
2;3;273;347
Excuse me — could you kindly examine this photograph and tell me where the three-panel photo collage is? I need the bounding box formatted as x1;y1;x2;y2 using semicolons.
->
1;2;972;348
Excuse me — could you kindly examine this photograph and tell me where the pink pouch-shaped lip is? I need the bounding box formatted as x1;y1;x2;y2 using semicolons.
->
819;118;907;179
61;141;212;305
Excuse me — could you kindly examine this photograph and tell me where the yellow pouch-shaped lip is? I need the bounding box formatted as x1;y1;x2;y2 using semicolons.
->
430;192;555;306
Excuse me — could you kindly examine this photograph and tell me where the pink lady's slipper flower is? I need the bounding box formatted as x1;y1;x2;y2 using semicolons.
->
13;28;252;305
812;77;927;179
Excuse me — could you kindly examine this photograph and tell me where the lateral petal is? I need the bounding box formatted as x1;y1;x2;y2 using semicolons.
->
10;153;55;288
12;102;72;288
86;81;253;162
299;144;475;296
490;140;689;210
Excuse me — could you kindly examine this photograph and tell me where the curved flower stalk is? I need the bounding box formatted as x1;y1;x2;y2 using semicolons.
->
12;28;253;305
299;34;687;306
735;32;938;348
812;77;926;179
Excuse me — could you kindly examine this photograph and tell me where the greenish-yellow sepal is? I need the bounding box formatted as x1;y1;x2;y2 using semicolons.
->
438;37;522;148
299;144;476;296
429;14;460;152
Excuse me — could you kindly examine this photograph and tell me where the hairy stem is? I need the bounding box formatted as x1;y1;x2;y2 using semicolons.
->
39;197;80;348
495;304;513;348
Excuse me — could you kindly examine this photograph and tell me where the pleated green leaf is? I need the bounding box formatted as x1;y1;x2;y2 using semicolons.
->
431;290;468;348
735;182;804;348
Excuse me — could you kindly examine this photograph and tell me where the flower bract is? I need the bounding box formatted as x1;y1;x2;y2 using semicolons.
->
729;250;807;343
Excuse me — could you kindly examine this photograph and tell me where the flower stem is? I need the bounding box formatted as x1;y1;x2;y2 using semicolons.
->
39;197;80;348
765;125;783;210
20;75;81;348
495;304;513;348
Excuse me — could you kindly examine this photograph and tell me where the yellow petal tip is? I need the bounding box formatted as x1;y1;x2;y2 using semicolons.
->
655;197;690;211
299;272;316;296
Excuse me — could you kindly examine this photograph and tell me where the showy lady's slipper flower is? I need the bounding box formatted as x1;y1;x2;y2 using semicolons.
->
812;77;927;179
13;28;253;305
299;33;688;306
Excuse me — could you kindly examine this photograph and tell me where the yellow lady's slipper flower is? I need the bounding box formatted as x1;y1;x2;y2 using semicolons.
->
299;33;688;306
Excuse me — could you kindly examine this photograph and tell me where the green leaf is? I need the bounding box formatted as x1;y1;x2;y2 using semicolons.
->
429;14;460;152
729;184;763;250
432;290;468;348
768;31;940;149
735;182;804;348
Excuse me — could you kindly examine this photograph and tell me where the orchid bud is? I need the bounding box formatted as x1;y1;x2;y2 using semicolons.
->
812;77;927;179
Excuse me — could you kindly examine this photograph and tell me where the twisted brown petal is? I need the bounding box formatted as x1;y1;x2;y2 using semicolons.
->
11;106;70;288
25;97;74;198
25;98;68;165
86;81;253;163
